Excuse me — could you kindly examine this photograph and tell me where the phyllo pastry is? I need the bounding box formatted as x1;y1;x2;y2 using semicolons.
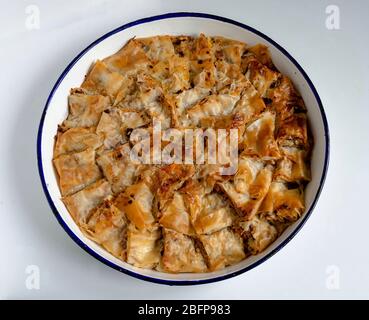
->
161;229;207;273
274;147;311;182
96;143;141;194
199;228;245;271
63;93;111;128
259;182;305;222
115;180;155;231
237;215;278;254
63;179;112;225
53;148;102;196
54;127;102;157
53;34;312;273
81;60;127;101
85;197;127;258
126;224;161;269
158;192;194;235
184;186;236;235
241;111;280;160
217;156;273;217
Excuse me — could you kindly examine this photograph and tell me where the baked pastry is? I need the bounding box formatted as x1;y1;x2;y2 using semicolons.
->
53;34;312;273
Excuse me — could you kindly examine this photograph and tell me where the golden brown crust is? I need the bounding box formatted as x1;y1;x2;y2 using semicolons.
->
237;215;278;254
162;229;207;273
115;181;155;230
199;228;245;271
62;179;112;225
96;143;141;194
217;156;273;218
64;93;111;128
242;55;279;97
126;224;161;269
259;182;305;222
54;127;103;157
241;111;281;160
277;113;308;148
274;147;311;182
81;61;126;100
159;192;194;235
53;34;312;273
53;148;102;196
84;197;127;258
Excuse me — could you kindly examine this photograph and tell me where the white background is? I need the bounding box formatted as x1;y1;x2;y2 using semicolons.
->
1;0;368;299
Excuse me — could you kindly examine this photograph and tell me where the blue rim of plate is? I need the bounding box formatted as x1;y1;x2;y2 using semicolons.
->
37;12;330;286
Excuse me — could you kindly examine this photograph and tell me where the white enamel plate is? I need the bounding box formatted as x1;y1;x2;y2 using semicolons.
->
37;12;330;285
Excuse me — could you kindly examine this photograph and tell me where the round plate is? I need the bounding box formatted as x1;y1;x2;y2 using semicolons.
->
37;12;330;285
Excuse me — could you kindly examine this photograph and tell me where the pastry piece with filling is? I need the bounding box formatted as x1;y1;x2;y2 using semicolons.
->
161;229;207;273
156;164;195;208
242;53;279;97
96;143;142;194
183;182;236;234
274;147;310;182
217;156;273;218
120;109;151;136
237;215;278;254
138;36;175;63
277;113;309;148
214;59;245;91
96;109;124;149
84;196;127;259
173;66;211;110
212;36;246;67
81;61;127;102
54;127;103;157
63;179;112;225
190;34;216;90
118;73;172;129
63;93;111;128
115;180;155;231
246;44;275;70
53;148;102;196
126;224;161;269
171;35;194;59
230;78;266;129
145;95;173;130
159;192;194;235
195;193;236;234
118;73;162;110
259;181;305;222
198;227;245;271
172;87;211;127
162;54;190;94
103;38;151;76
241;111;280;160
265;75;306;119
186;81;246;127
96;108;150;150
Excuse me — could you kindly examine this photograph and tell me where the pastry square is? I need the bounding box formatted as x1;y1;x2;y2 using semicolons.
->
162;229;207;273
199;228;245;271
126;224;161;269
63;179;112;224
53;148;102;196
